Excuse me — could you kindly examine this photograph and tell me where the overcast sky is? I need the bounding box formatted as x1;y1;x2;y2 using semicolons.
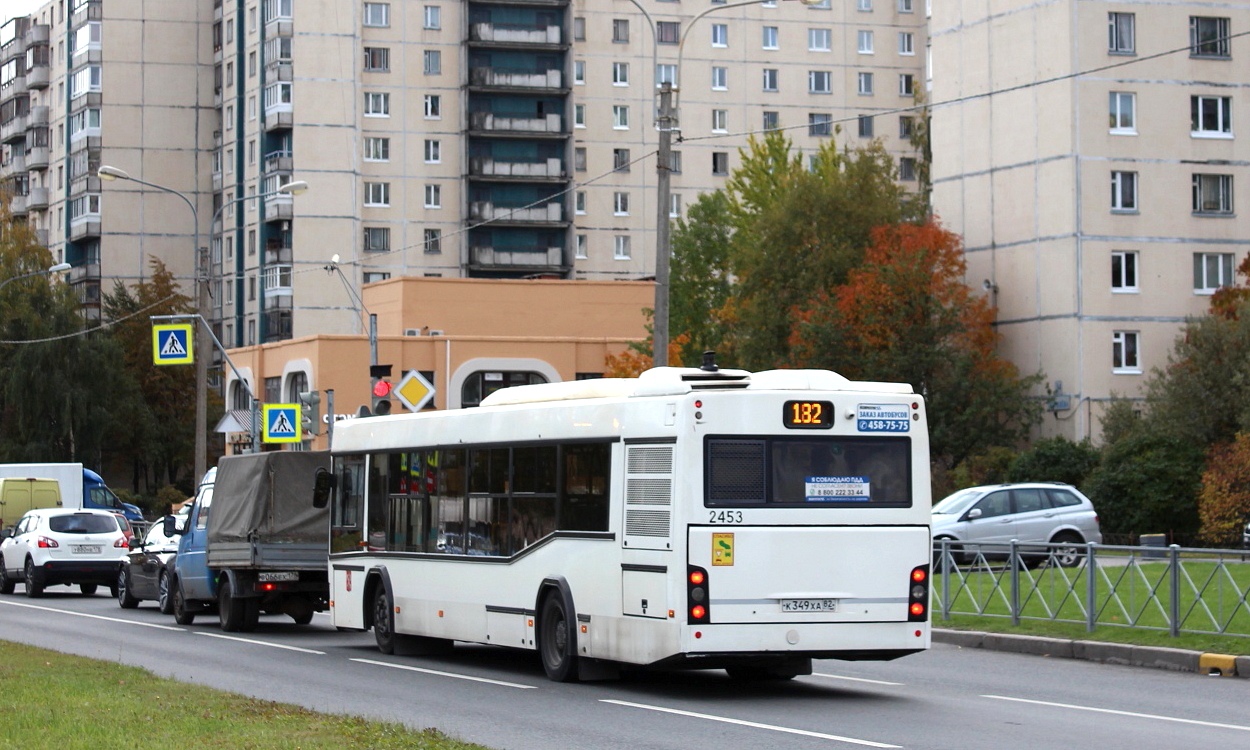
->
4;0;46;25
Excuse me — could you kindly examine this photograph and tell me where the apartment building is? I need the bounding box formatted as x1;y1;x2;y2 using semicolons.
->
2;0;925;352
929;1;1250;442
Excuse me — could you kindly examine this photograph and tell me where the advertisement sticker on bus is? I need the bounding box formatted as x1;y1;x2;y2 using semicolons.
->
856;403;910;433
806;475;871;502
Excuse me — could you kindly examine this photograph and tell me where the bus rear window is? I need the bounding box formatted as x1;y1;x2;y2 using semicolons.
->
705;436;912;507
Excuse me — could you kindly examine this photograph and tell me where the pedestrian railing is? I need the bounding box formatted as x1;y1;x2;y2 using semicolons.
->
932;540;1250;639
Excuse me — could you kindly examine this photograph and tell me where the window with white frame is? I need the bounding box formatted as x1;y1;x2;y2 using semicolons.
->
424;5;441;30
613;105;629;128
424;94;440;118
809;70;831;94
899;32;914;55
809;28;830;51
574;104;585;127
614;148;631;171
1190;16;1230;58
364;272;391;284
657;64;676;88
69;65;102;97
365;92;389;116
574;60;585;84
711;23;728;47
263;82;292;112
424;184;441;208
898;0;913;11
712;66;728;90
614;235;631;260
614;192;629;215
899;74;914;96
858;30;874;54
712;109;727;132
363;3;389;27
424;139;441;163
1109;92;1136;133
763;68;778;91
858;72;874;95
1192;174;1233;214
809;112;832;136
858;0;872;9
858;115;873;138
613;62;629;86
763;26;778;49
1111;250;1139;292
763;111;779;131
1112;331;1140;372
364;181;390;206
669;150;682;173
1108;12;1134;54
248;95;257;120
363;227;390;252
424;50;441;75
364;47;390;72
424;228;441;253
1194;252;1234;293
670;193;682;217
1111;170;1137;211
575;191;586;214
1191;96;1232;137
575;234;588;258
364;137;390;161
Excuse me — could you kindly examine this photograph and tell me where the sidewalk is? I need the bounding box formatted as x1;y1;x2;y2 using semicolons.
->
933;628;1249;678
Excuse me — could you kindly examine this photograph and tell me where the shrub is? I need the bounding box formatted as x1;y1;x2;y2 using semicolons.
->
1081;432;1205;539
1007;437;1100;487
1197;434;1250;546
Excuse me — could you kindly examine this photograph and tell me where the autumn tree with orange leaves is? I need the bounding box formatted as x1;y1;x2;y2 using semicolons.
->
787;220;1041;467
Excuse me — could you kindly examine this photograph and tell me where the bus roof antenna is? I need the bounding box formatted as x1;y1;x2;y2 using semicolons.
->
700;351;719;372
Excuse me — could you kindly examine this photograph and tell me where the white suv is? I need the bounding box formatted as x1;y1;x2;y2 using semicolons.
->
931;482;1103;568
0;508;129;597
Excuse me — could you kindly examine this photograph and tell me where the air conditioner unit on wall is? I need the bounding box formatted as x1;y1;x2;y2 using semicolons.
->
427;329;445;336
404;328;422;336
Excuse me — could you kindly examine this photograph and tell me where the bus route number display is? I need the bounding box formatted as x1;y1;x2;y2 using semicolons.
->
783;400;834;429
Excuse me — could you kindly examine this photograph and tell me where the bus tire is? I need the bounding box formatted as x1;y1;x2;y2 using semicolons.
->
373;585;400;655
538;592;579;682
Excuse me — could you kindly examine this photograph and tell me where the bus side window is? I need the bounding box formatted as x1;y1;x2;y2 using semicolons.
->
433;449;467;554
561;442;610;531
330;459;364;553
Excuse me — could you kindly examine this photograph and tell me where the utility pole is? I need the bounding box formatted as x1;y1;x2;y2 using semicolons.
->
653;83;674;367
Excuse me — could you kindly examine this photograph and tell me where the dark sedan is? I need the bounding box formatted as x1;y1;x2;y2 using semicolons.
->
117;515;180;613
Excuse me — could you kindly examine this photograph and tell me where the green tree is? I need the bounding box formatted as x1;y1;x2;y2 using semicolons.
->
1082;432;1205;540
668;191;736;367
1007;437;1100;487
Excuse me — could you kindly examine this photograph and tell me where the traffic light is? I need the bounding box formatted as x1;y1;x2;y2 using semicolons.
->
298;390;321;436
370;364;393;416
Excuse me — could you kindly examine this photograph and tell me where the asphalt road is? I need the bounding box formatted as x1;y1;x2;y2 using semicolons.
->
1;589;1246;750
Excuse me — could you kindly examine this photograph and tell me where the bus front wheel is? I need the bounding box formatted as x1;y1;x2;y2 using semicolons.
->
374;586;400;654
538;592;579;682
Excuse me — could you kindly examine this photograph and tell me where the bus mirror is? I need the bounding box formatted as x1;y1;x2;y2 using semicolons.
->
313;467;337;509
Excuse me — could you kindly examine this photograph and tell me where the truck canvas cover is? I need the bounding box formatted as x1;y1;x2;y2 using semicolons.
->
208;451;330;549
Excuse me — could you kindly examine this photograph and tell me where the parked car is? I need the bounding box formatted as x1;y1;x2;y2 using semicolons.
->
0;508;129;597
931;482;1102;567
117;514;182;612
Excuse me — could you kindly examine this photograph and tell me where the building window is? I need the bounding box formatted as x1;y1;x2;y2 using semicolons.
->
1109;92;1136;133
858;30;874;54
711;23;728;47
1108;12;1134;54
763;111;780;131
712;66;728;90
763;26;778;49
614;235;631;260
424;139;441;163
248;51;256;77
573;17;585;42
669;150;682;174
425;184;441;208
1111;251;1139;293
1111;171;1137;212
575;234;588;259
424;50;441;75
363;3;389;27
1194;252;1235;294
657;64;677;87
364;137;390;161
898;0;913;12
899;116;914;138
712;109;727;132
858;115;873;138
857;72;874;95
365;182;390;206
613;105;629;129
858;0;872;11
763;68;778;91
613;19;629;43
809;113;832;136
1112;331;1140;373
899;32;914;55
670;193;682;217
364;227;390;252
712;152;729;176
574;147;586;172
424;228;442;254
575;191;586;214
809;28;830;51
613;192;629;215
574;60;585;84
657;21;680;45
899;74;914;96
364;47;390;72
613;62;629;86
613;148;631;171
364;272;391;284
1192;174;1233;215
1190;17;1230;58
574;104;585;128
809;70;831;94
424;94;440;118
424;5;441;30
365;92;389;116
1191;96;1232;137
899;157;916;181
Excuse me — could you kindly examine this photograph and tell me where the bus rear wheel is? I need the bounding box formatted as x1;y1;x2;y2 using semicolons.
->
374;585;400;654
539;592;579;682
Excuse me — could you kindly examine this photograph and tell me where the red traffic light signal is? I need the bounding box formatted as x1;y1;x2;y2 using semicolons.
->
372;380;392;398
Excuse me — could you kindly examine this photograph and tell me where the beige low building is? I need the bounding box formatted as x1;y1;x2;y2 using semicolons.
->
219;276;652;452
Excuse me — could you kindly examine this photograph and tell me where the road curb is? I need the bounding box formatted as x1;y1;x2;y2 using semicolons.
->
933;629;1246;678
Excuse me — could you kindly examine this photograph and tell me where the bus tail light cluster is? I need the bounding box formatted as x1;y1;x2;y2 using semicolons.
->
687;565;710;624
907;565;929;622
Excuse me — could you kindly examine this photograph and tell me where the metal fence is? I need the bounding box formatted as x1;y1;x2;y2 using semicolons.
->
932;540;1250;639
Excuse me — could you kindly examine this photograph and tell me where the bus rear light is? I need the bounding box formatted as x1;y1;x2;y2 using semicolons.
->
911;568;927;583
691;605;706;620
907;564;929;623
910;602;926;617
689;570;705;585
687;564;711;624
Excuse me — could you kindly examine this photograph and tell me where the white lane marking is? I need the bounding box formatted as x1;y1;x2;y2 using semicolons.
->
0;599;184;631
351;658;538;689
601;699;901;748
983;695;1250;732
812;673;903;686
195;631;326;655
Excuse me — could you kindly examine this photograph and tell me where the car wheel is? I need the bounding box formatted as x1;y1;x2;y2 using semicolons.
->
172;580;196;625
292;611;314;625
80;583;98;596
538;591;579;682
1051;533;1085;568
157;571;174;615
24;558;44;598
0;565;14;596
117;568;139;608
219;580;243;632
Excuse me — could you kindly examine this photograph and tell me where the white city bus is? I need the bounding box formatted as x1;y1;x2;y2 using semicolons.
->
321;363;932;681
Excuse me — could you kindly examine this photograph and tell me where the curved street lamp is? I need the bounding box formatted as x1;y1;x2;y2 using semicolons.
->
0;261;73;294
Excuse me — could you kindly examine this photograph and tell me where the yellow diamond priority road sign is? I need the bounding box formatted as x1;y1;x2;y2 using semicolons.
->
394;370;435;412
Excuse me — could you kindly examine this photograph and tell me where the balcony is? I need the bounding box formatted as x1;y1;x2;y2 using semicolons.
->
469;200;563;225
469;245;566;273
264;193;294;221
27;105;47;127
1;154;24;176
469;66;563;92
212;170;222;191
26;146;47;170
469;112;563;137
68;218;101;240
469;156;563;181
265;241;292;265
0;113;28;143
263;309;292;341
26;186;47;210
24;24;50;46
24;63;48;89
33;227;47;245
265;18;293;38
469;23;563;48
268;62;292;82
264;110;293;132
263;263;293;299
71;0;103;28
8;193;27;215
263;149;293;173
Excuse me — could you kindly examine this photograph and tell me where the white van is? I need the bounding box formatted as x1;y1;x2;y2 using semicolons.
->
0;478;63;528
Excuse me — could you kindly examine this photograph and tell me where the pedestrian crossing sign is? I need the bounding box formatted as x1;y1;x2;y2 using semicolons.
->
262;403;301;443
152;323;194;365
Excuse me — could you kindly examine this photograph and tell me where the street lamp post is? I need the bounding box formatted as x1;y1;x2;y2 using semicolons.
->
0;262;72;294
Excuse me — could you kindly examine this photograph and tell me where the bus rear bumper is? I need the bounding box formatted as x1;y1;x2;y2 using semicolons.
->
674;620;930;663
